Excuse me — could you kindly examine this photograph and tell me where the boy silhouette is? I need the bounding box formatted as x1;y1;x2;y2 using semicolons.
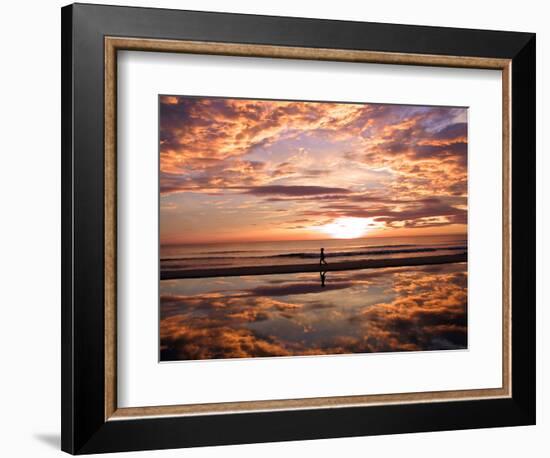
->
320;248;328;266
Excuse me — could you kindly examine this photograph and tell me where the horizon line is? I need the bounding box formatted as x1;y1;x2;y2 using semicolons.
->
160;232;468;247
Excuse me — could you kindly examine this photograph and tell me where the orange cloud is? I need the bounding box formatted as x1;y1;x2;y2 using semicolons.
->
159;96;468;242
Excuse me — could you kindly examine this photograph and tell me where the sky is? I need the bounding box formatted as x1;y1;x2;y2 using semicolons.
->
159;96;467;245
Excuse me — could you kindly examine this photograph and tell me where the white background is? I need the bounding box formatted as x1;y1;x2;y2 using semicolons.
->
118;52;502;407
0;0;546;457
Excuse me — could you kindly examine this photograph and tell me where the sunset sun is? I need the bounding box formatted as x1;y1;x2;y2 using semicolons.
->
318;217;373;239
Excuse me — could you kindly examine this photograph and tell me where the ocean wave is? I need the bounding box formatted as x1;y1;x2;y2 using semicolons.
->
271;246;467;259
161;245;467;263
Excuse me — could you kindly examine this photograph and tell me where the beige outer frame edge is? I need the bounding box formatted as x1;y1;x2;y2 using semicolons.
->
104;37;512;421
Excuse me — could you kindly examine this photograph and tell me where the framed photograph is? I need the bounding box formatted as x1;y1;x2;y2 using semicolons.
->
61;3;536;454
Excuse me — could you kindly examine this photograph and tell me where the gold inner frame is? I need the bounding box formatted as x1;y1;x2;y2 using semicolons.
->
104;37;512;421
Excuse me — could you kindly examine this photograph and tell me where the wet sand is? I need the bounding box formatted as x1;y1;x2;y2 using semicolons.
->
161;252;467;280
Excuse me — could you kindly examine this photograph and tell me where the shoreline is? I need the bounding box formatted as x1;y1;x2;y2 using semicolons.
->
160;252;467;280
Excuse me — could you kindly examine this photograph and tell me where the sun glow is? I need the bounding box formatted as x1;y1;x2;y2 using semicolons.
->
317;217;374;239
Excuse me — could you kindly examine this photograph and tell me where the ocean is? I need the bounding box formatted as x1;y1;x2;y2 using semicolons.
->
159;234;468;361
160;234;467;274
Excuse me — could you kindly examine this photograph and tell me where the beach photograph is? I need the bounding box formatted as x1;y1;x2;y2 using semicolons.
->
159;95;468;361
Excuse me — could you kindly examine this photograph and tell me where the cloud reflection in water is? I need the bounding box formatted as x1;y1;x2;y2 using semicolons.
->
160;263;467;361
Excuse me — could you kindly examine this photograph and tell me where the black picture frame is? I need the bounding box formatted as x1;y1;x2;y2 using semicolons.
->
61;3;536;454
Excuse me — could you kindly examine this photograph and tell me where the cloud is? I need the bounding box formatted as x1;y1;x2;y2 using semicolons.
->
431;122;467;141
299;196;466;229
245;185;352;197
159;96;468;239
